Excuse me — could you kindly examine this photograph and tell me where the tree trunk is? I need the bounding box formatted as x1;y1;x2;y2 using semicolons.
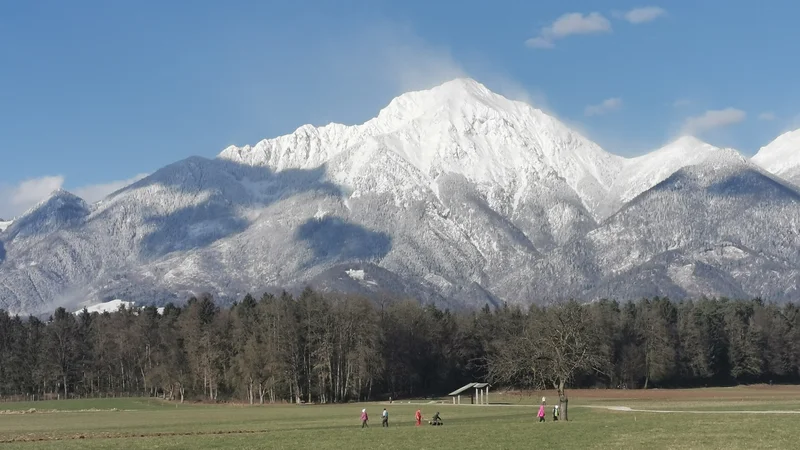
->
558;378;569;422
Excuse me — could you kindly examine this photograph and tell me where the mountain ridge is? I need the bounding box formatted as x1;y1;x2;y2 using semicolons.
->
1;78;799;315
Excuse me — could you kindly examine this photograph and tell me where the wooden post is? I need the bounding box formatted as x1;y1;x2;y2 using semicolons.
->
485;386;489;405
458;394;461;404
452;396;455;404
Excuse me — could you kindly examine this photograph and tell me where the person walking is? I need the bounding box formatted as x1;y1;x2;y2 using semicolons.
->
382;408;389;427
415;409;422;426
361;408;369;428
552;404;560;421
538;403;546;422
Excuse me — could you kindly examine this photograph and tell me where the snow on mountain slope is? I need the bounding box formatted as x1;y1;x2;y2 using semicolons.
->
753;129;800;186
0;220;11;233
220;78;624;219
509;152;800;303
601;136;748;217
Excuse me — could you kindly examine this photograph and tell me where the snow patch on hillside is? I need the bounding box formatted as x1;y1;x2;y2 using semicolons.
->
73;299;166;315
346;269;365;280
75;299;134;314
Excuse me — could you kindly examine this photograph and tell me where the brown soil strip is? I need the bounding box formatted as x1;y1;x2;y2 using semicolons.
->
0;429;271;444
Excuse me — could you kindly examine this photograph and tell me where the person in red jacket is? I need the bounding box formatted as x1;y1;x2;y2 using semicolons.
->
415;409;422;426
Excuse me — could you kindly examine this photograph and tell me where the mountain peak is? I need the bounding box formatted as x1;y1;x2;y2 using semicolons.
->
670;135;708;147
658;136;745;161
603;135;747;215
3;189;89;240
373;77;517;127
431;77;493;98
752;129;800;174
21;189;86;215
50;188;81;199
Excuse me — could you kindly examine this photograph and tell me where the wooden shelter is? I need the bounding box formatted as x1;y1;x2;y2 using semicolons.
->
448;382;490;405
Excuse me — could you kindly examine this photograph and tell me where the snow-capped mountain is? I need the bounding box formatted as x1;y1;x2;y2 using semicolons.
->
220;79;623;221
0;220;11;233
1;79;799;315
753;129;800;186
601;136;746;217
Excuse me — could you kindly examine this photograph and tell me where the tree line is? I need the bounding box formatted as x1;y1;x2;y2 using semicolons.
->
1;291;800;406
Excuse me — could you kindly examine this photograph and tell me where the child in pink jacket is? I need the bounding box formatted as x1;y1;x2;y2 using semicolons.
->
361;408;369;428
538;404;546;422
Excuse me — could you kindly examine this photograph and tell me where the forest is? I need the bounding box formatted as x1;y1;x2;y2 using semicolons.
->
1;290;800;405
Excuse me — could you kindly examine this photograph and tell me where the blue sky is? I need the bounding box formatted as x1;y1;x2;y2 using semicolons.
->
1;0;798;217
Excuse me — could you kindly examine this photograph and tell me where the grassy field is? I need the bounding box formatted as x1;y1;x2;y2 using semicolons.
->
2;386;800;449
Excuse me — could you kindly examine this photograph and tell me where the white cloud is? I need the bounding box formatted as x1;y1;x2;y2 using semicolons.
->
585;97;623;116
4;176;65;216
0;174;147;219
381;39;466;93
526;12;612;49
673;99;692;107
620;7;667;24
681;108;746;135
525;37;555;49
758;112;777;121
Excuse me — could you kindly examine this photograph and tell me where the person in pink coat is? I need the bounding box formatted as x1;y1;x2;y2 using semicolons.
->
538;403;546;422
361;408;369;428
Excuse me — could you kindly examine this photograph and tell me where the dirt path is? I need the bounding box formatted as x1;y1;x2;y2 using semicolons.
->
583;405;800;414
400;401;800;415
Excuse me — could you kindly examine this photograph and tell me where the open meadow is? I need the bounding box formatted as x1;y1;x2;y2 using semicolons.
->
2;386;800;449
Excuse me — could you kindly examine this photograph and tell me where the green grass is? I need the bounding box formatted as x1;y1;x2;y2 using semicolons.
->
1;389;800;449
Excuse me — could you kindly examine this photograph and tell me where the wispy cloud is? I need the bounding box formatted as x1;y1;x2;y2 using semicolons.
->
585;97;623;116
673;99;692;108
0;174;147;219
786;114;800;132
525;12;612;49
617;7;667;24
0;176;65;219
758;112;777;121
681;108;746;135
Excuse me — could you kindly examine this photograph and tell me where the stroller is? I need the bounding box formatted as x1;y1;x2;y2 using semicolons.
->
429;412;443;426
